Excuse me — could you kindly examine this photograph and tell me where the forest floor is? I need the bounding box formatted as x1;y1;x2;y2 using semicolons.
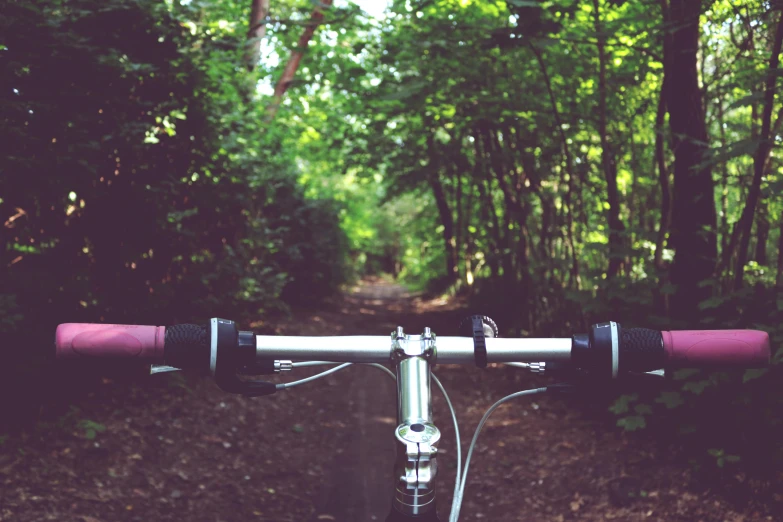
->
0;278;779;522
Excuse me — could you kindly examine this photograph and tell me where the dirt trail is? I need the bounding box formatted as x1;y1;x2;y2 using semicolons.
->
0;279;776;522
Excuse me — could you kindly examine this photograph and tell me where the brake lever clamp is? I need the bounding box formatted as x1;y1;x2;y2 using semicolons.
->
210;318;277;397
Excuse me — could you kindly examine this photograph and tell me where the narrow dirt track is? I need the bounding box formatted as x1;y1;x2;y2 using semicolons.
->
0;280;776;521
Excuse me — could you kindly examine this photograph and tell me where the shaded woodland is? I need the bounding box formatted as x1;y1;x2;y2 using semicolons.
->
3;0;783;475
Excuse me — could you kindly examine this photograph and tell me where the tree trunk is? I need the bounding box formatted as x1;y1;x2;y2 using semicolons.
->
529;42;580;288
592;0;625;279
478;124;525;242
628;121;638;248
755;201;770;265
733;9;783;289
454;156;464;274
539;195;553;267
265;0;333;121
718;97;730;255
427;136;458;283
473;129;513;282
653;73;671;270
476;176;501;278
244;0;271;70
777;210;783;288
665;0;718;321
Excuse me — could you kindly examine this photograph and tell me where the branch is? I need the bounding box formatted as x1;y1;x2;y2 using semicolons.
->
265;0;334;122
244;0;271;71
255;12;354;30
535;35;662;62
731;7;783;288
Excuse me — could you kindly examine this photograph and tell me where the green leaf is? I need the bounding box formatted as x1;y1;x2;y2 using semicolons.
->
609;393;638;415
79;420;106;439
655;391;684;409
617;415;646;431
375;80;429;101
697;139;758;169
727;92;764;110
507;0;541;6
698;295;725;311
683;380;711;395
742;368;768;383
673;369;699;380
634;404;653;415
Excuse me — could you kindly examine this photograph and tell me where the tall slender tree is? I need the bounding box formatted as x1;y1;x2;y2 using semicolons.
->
592;0;625;279
665;0;718;321
733;9;783;289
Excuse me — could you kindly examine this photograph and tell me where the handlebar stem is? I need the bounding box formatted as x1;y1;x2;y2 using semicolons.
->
391;327;441;517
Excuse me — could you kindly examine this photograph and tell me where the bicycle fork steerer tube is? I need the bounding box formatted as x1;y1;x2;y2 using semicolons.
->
387;326;442;522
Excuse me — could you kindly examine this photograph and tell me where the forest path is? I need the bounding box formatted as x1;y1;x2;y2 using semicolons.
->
0;279;771;522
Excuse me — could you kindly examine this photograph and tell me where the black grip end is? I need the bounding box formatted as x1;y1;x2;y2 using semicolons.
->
164;324;209;371
573;324;665;377
620;327;664;372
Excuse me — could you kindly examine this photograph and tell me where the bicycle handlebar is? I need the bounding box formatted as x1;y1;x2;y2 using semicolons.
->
56;320;770;384
52;318;773;522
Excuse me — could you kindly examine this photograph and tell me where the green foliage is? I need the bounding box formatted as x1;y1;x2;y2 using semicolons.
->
655;391;684;409
611;393;651;431
617;415;646;431
707;448;741;469
742;368;769;383
78;419;107;440
0;0;348;427
609;393;639;415
0;0;347;326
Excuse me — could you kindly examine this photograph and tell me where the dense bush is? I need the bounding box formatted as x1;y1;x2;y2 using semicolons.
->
0;0;347;425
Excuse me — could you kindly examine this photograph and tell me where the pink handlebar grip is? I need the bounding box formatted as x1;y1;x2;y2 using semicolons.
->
662;330;770;368
56;323;166;361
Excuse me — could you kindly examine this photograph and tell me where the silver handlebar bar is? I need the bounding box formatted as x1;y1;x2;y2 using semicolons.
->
255;335;572;364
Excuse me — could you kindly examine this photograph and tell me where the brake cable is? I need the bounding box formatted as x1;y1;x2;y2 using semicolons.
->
449;387;548;522
272;361;558;521
273;361;464;515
